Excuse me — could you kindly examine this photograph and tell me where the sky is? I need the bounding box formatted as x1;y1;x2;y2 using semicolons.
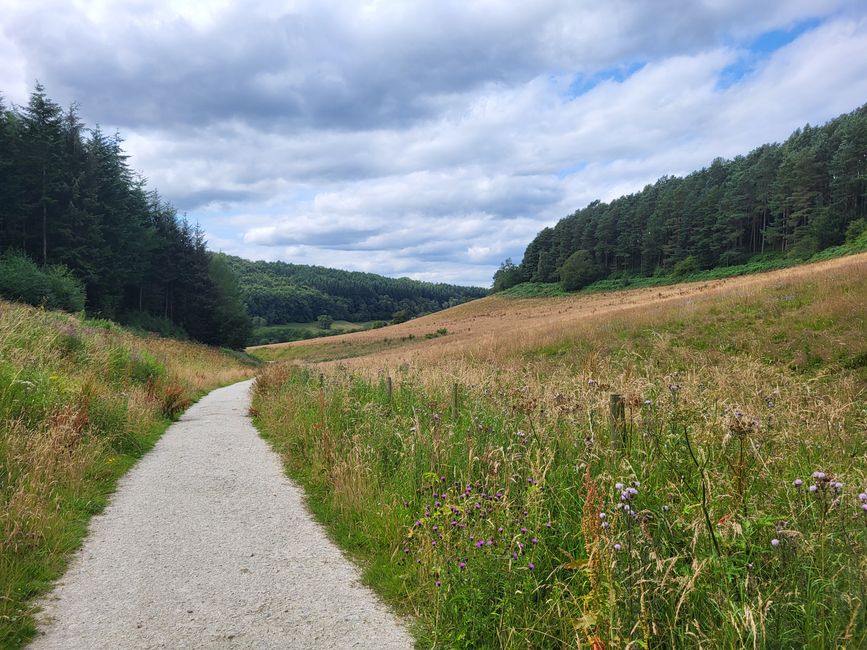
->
2;1;867;287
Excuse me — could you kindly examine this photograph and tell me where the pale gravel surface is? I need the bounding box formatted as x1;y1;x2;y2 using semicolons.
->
31;379;414;650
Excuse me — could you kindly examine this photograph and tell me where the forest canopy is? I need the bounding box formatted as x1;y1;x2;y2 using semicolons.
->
496;103;867;291
225;255;488;325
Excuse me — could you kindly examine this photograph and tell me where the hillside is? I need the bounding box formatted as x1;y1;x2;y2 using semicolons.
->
495;103;867;292
250;253;867;647
225;255;487;330
0;301;257;647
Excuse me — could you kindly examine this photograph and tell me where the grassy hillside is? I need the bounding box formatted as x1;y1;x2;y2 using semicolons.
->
251;253;867;648
0;301;258;648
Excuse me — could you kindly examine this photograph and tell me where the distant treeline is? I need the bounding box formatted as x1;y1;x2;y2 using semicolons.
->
0;85;251;347
225;255;488;325
495;103;867;291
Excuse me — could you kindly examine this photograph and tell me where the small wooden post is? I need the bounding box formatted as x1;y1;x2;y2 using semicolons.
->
609;393;626;451
451;382;460;418
386;375;393;402
319;373;324;388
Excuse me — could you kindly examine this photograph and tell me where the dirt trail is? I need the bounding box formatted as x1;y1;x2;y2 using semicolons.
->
31;380;413;649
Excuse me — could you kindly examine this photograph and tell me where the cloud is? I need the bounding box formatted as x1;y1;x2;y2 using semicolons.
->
2;1;867;286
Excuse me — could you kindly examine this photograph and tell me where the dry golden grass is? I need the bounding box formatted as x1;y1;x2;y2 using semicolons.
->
251;251;867;370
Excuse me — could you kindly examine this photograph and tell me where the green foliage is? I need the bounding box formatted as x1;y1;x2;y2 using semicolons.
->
121;311;189;339
491;258;526;292
224;255;487;326
507;103;867;290
0;252;85;312
391;309;410;324
0;85;251;348
316;314;333;330
559;249;597;291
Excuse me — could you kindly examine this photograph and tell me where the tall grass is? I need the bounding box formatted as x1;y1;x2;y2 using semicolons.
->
252;259;867;648
0;300;257;648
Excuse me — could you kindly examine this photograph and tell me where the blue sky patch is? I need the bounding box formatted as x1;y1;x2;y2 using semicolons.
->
718;17;824;89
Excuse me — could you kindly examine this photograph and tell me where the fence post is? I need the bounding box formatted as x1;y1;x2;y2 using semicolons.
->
609;393;626;451
386;375;393;403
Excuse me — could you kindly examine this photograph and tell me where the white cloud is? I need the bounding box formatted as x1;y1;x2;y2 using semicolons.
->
2;2;866;286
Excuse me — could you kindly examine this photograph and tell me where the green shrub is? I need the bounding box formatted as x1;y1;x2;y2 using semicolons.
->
0;252;85;312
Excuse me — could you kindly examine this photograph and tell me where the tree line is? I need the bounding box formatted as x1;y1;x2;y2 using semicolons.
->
495;103;867;291
0;85;251;348
225;255;488;325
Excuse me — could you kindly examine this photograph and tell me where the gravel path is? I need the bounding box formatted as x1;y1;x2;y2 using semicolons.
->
31;379;413;649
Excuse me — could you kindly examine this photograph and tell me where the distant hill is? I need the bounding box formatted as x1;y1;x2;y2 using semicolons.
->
224;255;487;326
495;103;867;292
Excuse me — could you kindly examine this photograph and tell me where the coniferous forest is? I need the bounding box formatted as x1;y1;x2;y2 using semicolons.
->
495;103;867;291
0;85;253;348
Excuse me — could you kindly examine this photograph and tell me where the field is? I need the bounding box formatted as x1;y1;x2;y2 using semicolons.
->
251;320;378;345
251;252;867;648
0;302;258;647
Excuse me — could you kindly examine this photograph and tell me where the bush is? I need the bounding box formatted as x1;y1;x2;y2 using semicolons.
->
121;311;189;340
0;252;85;312
559;249;598;291
671;255;699;277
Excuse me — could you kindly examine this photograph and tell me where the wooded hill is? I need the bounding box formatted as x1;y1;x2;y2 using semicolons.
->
0;85;251;347
495;103;867;291
224;255;488;326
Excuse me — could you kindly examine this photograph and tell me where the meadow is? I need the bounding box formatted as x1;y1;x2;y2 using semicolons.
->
251;253;867;648
0;301;258;647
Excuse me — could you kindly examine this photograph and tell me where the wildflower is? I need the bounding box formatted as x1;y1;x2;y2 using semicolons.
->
833;482;844;491
531;537;538;544
458;561;466;570
475;540;484;549
432;541;437;546
771;538;780;548
615;482;624;490
668;383;681;393
435;580;441;587
601;522;610;529
793;479;803;488
528;562;535;570
859;493;867;502
862;503;867;513
809;485;818;493
813;471;826;480
662;505;670;512
520;527;528;534
512;553;518;560
599;512;606;520
497;527;504;533
613;543;622;552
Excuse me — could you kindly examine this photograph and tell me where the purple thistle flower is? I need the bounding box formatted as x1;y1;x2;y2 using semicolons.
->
528;562;535;570
432;540;437;546
486;539;493;546
601;521;610;529
793;479;803;488
436;580;441;587
859;493;867;502
599;512;606;519
809;485;818;493
615;482;624;490
613;543;622;552
520;527;528;533
531;537;538;544
512;552;518;560
771;538;780;548
662;505;670;512
813;471;826;480
833;482;844;490
458;561;466;570
498;527;504;533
